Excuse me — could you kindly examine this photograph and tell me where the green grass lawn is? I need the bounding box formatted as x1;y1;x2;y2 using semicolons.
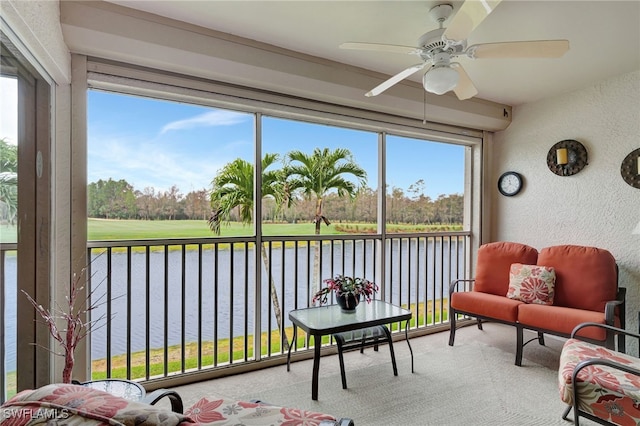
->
89;219;221;240
89;219;347;240
4;220;459;243
87;219;460;241
0;224;17;244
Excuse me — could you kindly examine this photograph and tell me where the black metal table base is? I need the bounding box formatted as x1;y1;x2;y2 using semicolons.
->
286;320;414;400
333;325;397;389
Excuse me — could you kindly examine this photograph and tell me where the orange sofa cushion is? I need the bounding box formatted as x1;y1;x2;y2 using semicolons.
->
517;304;615;341
474;242;538;296
451;291;523;323
537;245;617;312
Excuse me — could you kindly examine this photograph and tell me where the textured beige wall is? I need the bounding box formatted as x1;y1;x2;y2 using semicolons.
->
492;70;640;346
2;0;70;83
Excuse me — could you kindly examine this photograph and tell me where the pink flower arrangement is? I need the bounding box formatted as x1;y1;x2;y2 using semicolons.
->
312;275;379;306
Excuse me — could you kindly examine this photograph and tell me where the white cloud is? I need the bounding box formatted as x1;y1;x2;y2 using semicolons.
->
88;135;235;194
160;110;248;134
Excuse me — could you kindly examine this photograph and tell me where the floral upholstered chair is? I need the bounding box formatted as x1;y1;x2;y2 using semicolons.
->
184;396;352;425
559;322;640;426
1;383;354;425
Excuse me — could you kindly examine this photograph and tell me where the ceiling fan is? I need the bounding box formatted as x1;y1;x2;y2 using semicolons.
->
340;0;569;100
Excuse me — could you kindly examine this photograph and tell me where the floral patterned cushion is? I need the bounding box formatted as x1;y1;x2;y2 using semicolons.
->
185;396;338;425
559;338;640;425
0;385;341;426
0;384;188;426
506;263;556;305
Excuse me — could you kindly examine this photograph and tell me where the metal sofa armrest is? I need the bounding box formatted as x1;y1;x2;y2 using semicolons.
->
448;279;479;347
142;389;184;413
604;287;626;325
602;286;627;351
604;299;624;325
449;279;475;296
570;322;640;344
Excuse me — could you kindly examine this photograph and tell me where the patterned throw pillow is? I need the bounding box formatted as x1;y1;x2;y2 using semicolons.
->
506;263;556;305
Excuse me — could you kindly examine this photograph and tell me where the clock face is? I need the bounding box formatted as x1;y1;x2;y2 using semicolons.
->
498;172;523;196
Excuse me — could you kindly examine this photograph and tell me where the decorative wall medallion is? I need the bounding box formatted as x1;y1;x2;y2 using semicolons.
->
620;148;640;189
546;139;588;176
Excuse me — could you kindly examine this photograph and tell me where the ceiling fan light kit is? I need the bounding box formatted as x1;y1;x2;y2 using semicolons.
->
341;0;570;100
423;55;459;95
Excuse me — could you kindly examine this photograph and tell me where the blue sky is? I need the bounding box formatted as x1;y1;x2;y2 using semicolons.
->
84;90;465;199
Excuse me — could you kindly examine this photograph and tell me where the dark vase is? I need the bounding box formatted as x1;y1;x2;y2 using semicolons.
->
336;293;360;312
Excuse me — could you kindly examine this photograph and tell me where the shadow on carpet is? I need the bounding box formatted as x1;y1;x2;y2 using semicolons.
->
239;342;595;426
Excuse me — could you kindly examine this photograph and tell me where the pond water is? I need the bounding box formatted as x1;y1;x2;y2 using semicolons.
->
3;238;463;369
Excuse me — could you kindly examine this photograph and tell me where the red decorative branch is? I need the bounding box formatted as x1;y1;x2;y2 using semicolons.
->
22;256;111;383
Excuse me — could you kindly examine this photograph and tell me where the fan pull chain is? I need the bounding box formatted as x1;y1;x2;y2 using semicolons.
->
423;89;427;125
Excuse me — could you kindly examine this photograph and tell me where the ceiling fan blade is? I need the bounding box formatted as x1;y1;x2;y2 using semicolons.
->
452;65;478;100
365;63;428;97
468;40;570;58
443;0;503;43
340;42;422;56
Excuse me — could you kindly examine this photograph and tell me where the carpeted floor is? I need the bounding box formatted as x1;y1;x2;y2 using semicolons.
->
238;342;579;425
173;323;598;425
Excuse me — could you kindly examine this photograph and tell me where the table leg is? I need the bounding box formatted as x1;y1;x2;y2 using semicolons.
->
405;321;414;373
312;336;321;400
287;326;297;372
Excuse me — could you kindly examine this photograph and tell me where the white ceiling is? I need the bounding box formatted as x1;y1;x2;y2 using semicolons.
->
106;1;639;106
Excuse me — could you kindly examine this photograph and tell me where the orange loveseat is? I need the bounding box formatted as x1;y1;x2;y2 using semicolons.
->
448;242;626;365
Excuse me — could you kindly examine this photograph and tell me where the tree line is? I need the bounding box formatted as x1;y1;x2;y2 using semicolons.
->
87;179;210;220
88;177;463;226
4;139;463;226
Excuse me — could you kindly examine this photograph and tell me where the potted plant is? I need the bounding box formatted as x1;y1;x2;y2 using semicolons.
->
312;274;379;312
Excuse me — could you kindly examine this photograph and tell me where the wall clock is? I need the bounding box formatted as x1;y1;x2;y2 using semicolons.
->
498;171;523;196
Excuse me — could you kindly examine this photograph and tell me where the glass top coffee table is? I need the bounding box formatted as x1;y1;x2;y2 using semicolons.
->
73;379;146;401
287;300;413;400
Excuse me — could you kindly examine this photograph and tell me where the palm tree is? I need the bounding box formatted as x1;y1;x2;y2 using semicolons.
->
208;153;290;350
0;138;18;225
285;147;367;294
0;172;17;225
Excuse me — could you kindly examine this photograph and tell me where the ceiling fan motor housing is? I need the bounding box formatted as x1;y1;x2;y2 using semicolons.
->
418;28;448;53
418;28;466;61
